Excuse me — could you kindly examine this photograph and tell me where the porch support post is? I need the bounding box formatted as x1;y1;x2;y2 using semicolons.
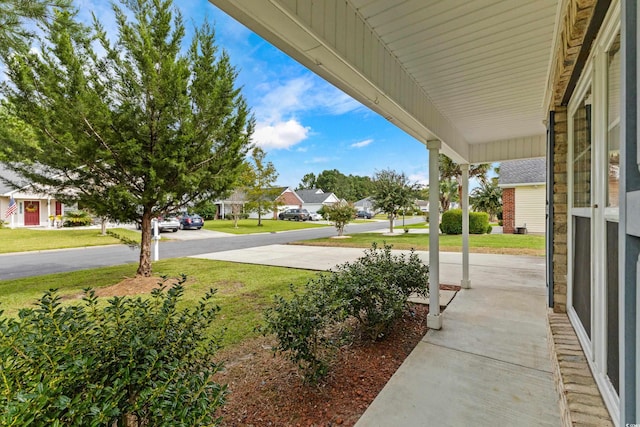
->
427;140;442;329
461;164;471;289
47;197;51;228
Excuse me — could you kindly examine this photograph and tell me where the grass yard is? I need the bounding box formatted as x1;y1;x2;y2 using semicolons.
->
203;218;327;234
0;227;142;254
294;232;545;256
0;258;316;346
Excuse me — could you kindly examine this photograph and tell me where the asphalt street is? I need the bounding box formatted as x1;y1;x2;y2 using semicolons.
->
0;218;424;280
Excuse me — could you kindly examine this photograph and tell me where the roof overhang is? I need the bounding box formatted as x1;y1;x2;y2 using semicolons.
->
210;0;560;164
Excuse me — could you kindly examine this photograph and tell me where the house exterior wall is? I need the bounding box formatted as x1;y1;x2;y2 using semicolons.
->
515;186;546;233
553;107;569;314
1;195;65;227
502;188;515;234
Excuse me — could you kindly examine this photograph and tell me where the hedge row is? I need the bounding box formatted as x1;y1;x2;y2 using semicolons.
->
439;209;491;234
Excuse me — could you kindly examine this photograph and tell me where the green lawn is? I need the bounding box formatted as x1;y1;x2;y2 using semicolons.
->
0;258;316;347
294;232;545;256
0;227;142;254
203;218;327;234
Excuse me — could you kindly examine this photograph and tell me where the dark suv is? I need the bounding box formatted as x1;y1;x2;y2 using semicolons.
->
278;208;310;221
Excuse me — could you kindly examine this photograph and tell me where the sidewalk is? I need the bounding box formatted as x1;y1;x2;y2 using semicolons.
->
192;246;560;426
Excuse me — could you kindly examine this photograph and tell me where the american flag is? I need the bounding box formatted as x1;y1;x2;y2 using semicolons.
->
5;197;17;218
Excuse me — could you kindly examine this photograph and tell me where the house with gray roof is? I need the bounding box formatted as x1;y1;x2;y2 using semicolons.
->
498;158;546;234
294;188;340;213
0;164;67;227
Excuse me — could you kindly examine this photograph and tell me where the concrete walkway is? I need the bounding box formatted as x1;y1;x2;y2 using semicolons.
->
192;245;560;426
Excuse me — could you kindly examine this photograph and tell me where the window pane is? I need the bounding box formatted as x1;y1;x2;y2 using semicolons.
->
573;216;591;338
573;88;592;208
606;221;619;393
607;33;620;208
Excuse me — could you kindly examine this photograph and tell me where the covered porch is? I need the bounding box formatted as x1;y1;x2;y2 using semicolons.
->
209;1;638;425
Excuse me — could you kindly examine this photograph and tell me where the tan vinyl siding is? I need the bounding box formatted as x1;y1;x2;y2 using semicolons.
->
514;185;546;233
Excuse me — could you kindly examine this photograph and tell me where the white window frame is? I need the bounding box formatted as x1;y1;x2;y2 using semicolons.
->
567;1;621;423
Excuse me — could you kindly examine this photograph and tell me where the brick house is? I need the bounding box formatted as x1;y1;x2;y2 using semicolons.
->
215;186;303;220
499;158;547;234
211;0;639;424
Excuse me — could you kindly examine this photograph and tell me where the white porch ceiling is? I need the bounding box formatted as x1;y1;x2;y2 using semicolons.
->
209;0;560;163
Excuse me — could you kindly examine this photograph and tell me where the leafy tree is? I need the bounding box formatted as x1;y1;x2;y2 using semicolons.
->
244;147;280;226
296;172;317;190
315;169;349;198
323;201;357;236
0;0;253;276
0;0;70;55
371;169;418;232
470;179;503;221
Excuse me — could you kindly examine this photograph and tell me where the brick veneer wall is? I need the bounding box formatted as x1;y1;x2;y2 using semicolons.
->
502;188;515;234
553;106;568;314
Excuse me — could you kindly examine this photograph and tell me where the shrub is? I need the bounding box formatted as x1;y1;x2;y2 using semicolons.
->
440;209;490;235
63;210;93;227
197;201;218;220
486;225;493;234
263;281;345;383
440;209;462;234
424;211;429;223
498;220;503;226
469;212;489;234
0;219;4;229
0;277;226;427
263;243;429;381
323;201;357;236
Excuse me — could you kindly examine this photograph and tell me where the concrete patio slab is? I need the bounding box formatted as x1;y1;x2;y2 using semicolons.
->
192;244;560;426
355;342;560;427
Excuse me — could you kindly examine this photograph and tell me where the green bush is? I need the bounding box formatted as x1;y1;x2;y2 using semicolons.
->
263;243;429;382
63;210;93;227
469;212;489;234
0;277;226;426
424;211;429;223
440;209;490;235
440;209;462;234
486;225;493;234
323;201;357;236
197;201;218;220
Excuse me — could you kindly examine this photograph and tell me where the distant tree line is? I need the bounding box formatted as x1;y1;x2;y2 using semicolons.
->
296;169;375;202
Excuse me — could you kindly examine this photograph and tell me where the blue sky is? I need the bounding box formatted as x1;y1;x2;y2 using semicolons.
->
73;0;431;188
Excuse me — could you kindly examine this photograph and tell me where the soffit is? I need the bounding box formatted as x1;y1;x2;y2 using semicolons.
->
209;0;560;162
350;0;558;144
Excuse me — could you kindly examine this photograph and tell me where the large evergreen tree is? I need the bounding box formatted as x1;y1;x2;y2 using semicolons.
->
0;0;254;276
0;0;70;55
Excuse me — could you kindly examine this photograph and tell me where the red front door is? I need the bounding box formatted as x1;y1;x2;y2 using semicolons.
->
24;200;40;226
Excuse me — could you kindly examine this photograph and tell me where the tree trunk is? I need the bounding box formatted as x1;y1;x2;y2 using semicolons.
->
100;218;107;235
257;211;262;226
137;211;153;277
233;215;239;228
389;215;394;233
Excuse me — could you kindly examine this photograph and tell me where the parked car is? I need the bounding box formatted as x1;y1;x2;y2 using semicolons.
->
356;210;373;219
136;216;180;232
308;211;323;221
278;208;310;221
178;213;204;230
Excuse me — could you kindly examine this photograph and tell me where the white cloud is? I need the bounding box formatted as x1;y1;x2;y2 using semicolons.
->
350;138;373;148
408;172;429;186
252;119;310;149
251;75;364;150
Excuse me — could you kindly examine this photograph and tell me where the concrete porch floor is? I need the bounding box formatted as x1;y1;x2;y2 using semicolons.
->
192;246;560;426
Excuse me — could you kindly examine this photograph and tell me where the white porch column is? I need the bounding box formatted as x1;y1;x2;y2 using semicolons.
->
427;140;442;329
461;164;471;288
47;197;51;228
